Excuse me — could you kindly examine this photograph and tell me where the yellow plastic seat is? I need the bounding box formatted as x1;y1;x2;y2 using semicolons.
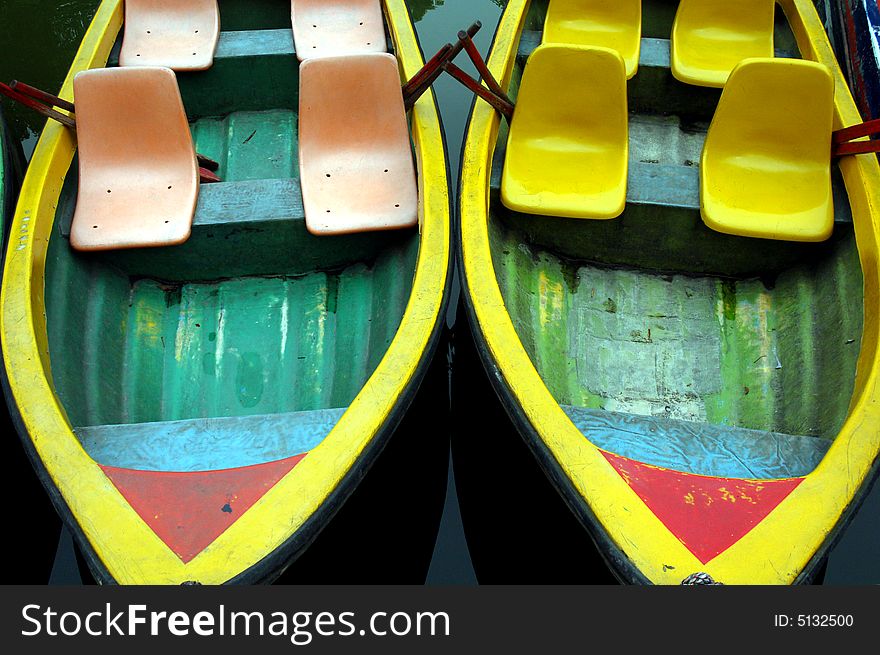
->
299;53;418;235
70;67;198;251
543;0;641;79
700;58;834;242
292;0;387;61
501;44;628;220
119;0;220;71
671;0;775;88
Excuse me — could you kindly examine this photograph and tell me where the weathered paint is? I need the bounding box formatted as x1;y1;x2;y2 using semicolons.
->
490;223;861;437
562;406;830;479
47;255;413;427
101;455;306;563
602;452;804;564
460;0;880;584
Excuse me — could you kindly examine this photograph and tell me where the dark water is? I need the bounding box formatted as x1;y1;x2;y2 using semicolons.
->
0;0;877;585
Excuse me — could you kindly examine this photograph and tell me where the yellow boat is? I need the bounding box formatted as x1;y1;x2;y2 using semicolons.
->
458;0;880;584
0;0;451;584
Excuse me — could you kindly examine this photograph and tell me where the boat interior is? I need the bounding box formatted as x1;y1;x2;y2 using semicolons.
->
486;0;864;479
44;0;422;472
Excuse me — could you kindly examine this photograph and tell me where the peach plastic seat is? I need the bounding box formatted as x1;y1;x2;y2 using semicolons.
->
671;0;775;87
292;0;387;61
119;0;220;71
543;0;642;79
299;53;417;235
701;58;834;242
501;44;628;219
70;67;198;251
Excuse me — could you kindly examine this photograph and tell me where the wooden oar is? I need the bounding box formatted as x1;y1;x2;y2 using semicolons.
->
197;153;220;172
443;61;515;119
9;80;76;113
455;29;514;107
440;28;515;121
402;43;454;102
2;79;221;183
0;82;76;129
402;21;482;110
833;117;880;156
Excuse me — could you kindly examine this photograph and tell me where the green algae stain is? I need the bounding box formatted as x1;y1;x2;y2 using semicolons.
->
561;265;581;295
721;280;737;321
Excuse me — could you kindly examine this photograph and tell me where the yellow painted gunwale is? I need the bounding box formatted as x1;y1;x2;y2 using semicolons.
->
0;0;450;584
460;0;880;584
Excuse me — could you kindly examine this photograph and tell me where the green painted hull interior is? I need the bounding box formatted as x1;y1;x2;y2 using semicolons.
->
45;1;419;430
488;0;864;455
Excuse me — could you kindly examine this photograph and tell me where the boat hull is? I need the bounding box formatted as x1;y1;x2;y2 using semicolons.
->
1;0;452;584
458;0;880;585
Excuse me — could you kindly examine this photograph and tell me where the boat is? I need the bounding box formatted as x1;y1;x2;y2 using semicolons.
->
457;0;880;584
816;0;880;121
0;0;451;584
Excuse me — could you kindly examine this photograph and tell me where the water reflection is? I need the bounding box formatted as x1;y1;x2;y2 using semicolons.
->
409;0;446;22
0;0;99;156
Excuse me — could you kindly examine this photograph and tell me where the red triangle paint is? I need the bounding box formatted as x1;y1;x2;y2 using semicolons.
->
602;451;803;563
101;454;306;563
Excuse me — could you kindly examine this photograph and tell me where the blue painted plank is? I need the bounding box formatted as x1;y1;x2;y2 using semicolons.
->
562;405;831;479
76;407;346;472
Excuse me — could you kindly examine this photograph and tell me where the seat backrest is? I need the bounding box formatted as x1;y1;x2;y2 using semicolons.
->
671;0;775;87
543;0;641;79
70;67;198;251
514;45;628;153
705;58;833;166
299;53;417;235
700;58;834;241
292;0;387;61
120;0;220;71
502;44;629;219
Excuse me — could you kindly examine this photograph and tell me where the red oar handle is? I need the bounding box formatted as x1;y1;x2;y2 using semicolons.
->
834;140;880;156
403;21;482;110
832;117;880;144
457;29;513;106
199;167;221;183
443;61;514;120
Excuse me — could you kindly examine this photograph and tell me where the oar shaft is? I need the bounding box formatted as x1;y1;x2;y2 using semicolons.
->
9;80;76;113
443;61;514;120
403;21;482;110
457;30;512;105
402;44;454;98
834;140;880;156
832;117;880;144
0;82;76;129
